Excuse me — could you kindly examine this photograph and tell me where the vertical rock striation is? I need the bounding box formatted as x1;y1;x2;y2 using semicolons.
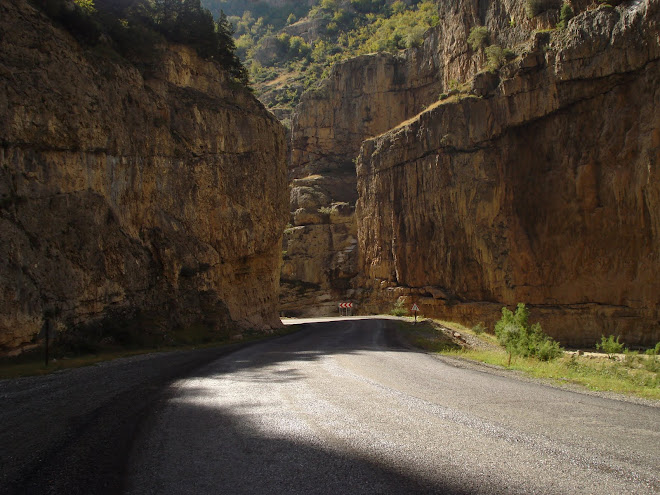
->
357;0;660;346
282;0;554;315
282;40;446;315
0;0;288;352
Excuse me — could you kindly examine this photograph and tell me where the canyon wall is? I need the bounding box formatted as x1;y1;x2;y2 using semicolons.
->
357;0;660;346
0;0;288;352
281;0;558;316
282;39;446;315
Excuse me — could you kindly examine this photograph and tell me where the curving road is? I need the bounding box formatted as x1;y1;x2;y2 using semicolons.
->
127;318;659;494
2;318;659;494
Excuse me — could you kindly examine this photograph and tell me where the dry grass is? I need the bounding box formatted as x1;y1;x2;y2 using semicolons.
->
398;319;660;401
0;326;299;380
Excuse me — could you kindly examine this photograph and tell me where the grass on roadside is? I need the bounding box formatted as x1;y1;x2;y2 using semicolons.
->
397;319;660;401
400;319;462;353
0;325;299;380
0;349;158;379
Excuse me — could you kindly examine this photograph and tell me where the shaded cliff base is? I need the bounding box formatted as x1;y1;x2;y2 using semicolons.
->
357;285;660;348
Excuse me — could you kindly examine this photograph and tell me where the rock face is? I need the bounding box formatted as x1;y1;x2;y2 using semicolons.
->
357;0;660;346
282;44;447;315
0;0;288;352
281;0;557;316
290;49;444;179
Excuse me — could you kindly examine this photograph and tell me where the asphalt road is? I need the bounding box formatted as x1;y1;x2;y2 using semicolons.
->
127;318;659;494
2;318;659;494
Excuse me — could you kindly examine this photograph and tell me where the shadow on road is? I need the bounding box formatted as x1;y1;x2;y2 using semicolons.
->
125;319;493;494
3;318;499;494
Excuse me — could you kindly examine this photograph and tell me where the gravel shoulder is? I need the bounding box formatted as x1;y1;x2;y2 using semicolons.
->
395;318;660;409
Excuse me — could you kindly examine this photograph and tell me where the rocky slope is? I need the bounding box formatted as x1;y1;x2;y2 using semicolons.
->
356;0;660;346
0;0;288;353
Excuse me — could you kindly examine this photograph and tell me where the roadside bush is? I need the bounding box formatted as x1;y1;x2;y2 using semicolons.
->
596;335;625;359
390;299;409;317
473;322;486;335
644;342;660;355
495;303;562;364
467;26;489;51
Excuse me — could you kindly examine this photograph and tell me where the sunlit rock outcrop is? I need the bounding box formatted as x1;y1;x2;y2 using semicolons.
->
0;0;288;352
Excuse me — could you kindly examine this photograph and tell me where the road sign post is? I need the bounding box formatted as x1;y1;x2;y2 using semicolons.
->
339;302;353;316
411;303;420;324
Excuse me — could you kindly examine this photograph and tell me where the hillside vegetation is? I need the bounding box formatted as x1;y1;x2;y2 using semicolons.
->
35;0;247;83
203;0;440;119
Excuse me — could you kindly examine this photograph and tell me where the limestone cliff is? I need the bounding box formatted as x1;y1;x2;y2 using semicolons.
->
0;0;288;352
357;0;660;346
282;42;446;315
281;0;560;315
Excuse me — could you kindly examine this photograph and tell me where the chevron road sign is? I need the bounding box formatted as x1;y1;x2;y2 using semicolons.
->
339;302;353;316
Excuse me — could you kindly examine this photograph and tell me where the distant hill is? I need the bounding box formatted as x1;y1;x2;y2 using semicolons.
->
202;0;440;123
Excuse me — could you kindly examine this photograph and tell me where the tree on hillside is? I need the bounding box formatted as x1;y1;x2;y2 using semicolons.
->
35;0;248;85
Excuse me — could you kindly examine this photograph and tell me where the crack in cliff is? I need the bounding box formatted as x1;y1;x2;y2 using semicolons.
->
359;57;658;180
344;79;442;101
1;143;263;160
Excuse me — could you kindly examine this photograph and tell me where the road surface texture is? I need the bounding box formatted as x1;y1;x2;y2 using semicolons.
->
2;318;659;494
127;319;659;494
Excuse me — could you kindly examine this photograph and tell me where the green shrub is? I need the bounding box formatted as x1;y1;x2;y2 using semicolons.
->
495;303;562;364
467;26;489;51
473;322;486;335
536;339;562;361
525;0;562;18
645;342;660;355
390;299;409;317
485;45;515;70
557;2;574;29
596;335;625;359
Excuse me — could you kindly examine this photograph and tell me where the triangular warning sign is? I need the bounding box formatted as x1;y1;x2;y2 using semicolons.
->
411;303;420;312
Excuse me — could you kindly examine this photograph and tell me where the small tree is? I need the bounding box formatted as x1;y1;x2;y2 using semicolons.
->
557;2;574;29
467;26;489;51
485;45;516;71
74;0;96;14
596;335;625;359
495;303;562;365
526;0;562;18
390;299;409;317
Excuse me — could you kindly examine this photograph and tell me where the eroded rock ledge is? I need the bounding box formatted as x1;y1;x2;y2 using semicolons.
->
356;0;660;346
0;0;288;352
